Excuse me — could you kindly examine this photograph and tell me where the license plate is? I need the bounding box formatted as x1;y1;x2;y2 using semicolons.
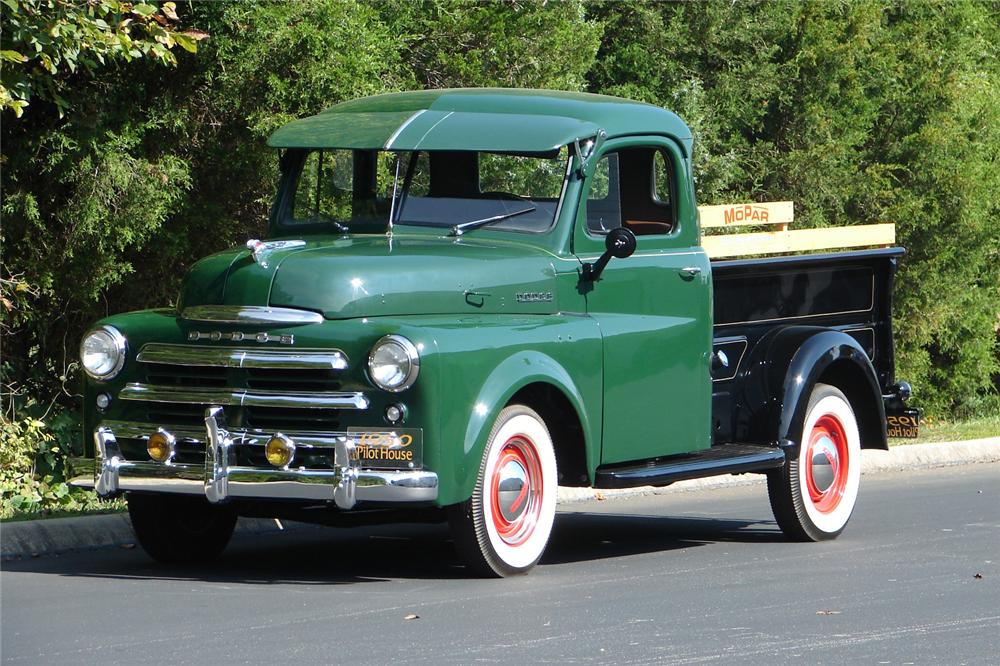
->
886;409;920;438
347;428;423;469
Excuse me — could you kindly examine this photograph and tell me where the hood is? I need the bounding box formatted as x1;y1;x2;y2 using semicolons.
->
179;234;562;319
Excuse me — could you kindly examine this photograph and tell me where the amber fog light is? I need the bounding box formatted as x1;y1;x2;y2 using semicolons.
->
266;434;296;468
147;428;176;463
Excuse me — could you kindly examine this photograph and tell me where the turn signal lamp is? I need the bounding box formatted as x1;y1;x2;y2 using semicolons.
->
147;428;176;463
266;434;296;468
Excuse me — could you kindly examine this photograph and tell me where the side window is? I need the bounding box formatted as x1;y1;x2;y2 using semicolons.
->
292;150;353;222
652;150;672;207
617;146;675;237
585;153;621;233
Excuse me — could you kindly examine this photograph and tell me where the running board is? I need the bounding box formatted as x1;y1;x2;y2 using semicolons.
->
594;444;786;489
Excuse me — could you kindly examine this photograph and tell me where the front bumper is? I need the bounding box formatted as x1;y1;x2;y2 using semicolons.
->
69;407;438;509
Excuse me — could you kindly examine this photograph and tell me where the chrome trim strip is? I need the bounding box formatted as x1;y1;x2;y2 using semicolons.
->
137;344;348;370
180;306;324;326
119;384;370;410
383;109;427;150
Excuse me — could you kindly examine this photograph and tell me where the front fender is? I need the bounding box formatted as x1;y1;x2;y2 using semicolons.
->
450;350;598;506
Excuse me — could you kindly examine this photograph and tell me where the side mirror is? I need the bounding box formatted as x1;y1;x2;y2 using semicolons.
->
581;227;636;282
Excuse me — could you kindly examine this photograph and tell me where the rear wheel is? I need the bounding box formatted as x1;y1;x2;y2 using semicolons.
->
768;383;861;541
449;405;557;577
127;493;237;563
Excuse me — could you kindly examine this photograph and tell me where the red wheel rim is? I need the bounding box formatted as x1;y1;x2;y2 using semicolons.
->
804;413;849;513
489;435;544;546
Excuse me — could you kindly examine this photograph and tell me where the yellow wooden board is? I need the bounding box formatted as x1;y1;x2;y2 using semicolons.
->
702;223;895;259
699;201;794;228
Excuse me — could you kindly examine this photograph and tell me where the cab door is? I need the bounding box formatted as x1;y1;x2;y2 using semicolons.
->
573;137;712;464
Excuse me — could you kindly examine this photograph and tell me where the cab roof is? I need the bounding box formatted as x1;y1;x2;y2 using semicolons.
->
267;88;692;155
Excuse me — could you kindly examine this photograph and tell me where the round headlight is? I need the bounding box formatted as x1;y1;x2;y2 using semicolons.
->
80;326;126;380
368;335;419;392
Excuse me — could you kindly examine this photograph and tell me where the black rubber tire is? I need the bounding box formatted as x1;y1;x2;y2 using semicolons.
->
448;405;557;577
767;383;862;542
127;493;237;563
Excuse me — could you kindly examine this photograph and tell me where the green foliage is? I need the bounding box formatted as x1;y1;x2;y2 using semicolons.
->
384;0;602;90
0;0;207;117
0;401;119;520
588;0;1000;416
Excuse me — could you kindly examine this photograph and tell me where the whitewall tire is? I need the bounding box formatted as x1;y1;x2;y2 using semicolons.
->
449;405;557;577
768;383;862;541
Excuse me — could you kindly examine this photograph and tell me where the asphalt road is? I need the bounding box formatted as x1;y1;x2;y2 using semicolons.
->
2;463;998;665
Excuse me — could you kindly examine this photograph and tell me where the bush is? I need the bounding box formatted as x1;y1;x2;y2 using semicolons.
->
0;403;119;520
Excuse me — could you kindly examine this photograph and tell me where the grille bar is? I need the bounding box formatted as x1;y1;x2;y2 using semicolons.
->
120;383;369;410
137;344;347;370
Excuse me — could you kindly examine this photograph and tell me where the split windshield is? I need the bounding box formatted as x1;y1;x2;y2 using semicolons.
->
283;148;570;234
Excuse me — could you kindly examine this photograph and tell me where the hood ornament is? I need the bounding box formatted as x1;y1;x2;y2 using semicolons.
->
245;239;306;268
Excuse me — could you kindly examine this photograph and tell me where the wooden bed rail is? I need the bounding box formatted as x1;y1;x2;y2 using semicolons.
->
697;201;895;259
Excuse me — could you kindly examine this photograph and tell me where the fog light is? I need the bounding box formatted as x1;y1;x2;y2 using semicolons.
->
266;433;296;468
96;393;112;411
147;428;176;463
384;403;407;425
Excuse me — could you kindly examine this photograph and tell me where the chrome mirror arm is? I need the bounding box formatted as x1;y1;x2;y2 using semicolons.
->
574;130;607;178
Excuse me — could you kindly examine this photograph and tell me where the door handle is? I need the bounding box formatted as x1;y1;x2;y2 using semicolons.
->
679;266;702;280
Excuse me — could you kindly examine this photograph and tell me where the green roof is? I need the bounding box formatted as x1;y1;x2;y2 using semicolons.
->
267;88;692;155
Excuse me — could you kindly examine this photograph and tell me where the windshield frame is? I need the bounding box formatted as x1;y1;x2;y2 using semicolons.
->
271;147;575;237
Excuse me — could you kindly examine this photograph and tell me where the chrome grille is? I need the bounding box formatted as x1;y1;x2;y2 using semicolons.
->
124;343;364;432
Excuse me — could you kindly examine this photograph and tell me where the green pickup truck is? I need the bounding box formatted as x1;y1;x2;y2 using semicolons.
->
71;89;915;576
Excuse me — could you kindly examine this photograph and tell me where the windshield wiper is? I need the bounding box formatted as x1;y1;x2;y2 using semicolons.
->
449;206;537;237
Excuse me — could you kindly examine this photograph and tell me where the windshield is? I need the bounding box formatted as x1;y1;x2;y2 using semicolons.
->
282;148;571;234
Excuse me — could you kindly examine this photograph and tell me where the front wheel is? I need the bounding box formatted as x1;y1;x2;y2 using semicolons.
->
127;493;237;563
448;405;557;577
767;383;862;541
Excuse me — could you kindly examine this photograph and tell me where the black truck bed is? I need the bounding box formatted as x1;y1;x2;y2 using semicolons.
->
709;247;904;446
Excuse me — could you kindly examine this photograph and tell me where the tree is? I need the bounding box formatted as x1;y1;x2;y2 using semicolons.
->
588;0;1000;416
0;0;206;117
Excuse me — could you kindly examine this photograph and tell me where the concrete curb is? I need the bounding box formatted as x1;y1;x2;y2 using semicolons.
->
3;438;998;560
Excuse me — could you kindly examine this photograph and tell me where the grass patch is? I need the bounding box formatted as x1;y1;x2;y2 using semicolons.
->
890;414;1000;445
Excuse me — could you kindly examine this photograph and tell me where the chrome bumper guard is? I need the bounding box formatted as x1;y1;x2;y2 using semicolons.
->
70;407;438;509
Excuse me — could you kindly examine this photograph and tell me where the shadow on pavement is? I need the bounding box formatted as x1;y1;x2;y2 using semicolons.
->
542;511;784;565
2;510;784;583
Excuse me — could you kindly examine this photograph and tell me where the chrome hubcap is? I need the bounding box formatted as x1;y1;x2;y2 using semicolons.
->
496;459;529;523
810;436;838;493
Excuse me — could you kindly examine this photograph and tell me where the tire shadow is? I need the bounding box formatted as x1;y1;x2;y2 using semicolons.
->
542;511;785;565
3;511;786;584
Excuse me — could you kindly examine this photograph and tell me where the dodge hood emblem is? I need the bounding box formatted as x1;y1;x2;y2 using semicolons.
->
245;239;306;268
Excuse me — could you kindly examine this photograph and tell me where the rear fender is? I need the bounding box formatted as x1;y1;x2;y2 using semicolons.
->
741;327;887;452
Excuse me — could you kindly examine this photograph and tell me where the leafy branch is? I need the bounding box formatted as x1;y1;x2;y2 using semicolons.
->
0;0;207;117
